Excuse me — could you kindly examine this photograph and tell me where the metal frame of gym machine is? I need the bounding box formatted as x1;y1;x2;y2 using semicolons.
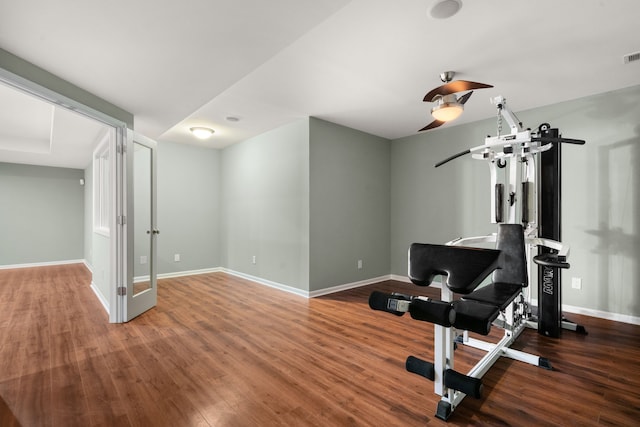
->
421;96;585;420
440;96;586;332
434;97;584;420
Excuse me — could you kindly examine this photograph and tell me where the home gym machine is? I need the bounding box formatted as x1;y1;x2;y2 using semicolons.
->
369;96;586;421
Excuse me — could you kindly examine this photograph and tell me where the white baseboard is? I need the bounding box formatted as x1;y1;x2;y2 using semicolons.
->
0;259;85;270
531;298;640;326
221;271;401;299
389;274;442;288
158;267;223;280
222;268;309;298
133;267;224;283
4;258;638;325
90;281;110;314
84;263;640;326
309;275;393;298
389;274;410;283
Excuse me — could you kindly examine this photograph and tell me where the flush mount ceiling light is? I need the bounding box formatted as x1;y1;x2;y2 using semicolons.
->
431;94;464;121
429;0;463;19
189;126;215;139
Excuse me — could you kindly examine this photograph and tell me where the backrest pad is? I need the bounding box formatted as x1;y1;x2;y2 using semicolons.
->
492;223;528;286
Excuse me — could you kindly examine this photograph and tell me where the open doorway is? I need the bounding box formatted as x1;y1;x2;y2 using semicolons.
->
0;78;113;311
0;73;158;322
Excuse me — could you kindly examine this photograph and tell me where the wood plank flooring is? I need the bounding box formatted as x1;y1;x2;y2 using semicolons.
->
0;264;639;426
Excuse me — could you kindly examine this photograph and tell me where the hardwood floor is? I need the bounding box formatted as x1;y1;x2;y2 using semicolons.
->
0;264;639;426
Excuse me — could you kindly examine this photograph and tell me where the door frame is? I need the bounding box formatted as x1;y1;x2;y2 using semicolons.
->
0;66;130;323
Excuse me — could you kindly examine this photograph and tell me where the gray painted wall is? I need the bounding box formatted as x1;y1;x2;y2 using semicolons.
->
221;119;310;290
391;122;494;273
0;162;84;265
390;85;640;318
2;68;637;320
156;141;221;274
309;118;390;291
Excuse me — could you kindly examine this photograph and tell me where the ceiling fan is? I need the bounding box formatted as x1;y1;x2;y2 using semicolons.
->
419;71;493;131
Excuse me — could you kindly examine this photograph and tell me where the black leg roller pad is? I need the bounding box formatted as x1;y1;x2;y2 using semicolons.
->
451;300;500;335
368;291;412;316
405;355;435;381
444;369;484;399
408;299;456;327
435;372;484;421
369;291;456;327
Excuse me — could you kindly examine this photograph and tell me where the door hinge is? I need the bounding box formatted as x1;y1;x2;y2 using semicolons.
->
117;142;126;154
117;215;127;225
117;286;127;296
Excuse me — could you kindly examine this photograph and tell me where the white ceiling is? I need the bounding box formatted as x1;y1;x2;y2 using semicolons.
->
1;0;639;168
0;81;107;168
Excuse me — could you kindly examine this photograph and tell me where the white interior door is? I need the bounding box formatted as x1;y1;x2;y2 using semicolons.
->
123;130;158;321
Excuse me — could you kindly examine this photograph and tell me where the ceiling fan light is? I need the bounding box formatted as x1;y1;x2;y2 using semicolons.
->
190;126;215;139
431;102;464;121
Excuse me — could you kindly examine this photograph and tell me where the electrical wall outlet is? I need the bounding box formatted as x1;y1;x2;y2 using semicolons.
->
571;277;582;290
252;255;257;264
357;259;363;270
174;254;180;262
140;255;147;264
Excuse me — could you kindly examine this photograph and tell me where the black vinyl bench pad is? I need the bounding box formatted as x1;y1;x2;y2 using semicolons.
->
405;224;528;334
409;244;501;294
463;282;523;311
451;300;500;336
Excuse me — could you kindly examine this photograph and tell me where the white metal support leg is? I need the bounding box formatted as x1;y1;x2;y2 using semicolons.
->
434;284;454;398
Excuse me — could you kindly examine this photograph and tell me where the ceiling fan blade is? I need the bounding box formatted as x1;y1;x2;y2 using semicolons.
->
458;91;473;105
423;81;493;102
419;120;445;132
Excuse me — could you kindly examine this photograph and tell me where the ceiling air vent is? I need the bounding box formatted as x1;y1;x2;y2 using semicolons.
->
623;51;640;64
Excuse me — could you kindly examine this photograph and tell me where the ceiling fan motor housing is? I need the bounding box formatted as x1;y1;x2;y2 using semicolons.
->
440;71;455;83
